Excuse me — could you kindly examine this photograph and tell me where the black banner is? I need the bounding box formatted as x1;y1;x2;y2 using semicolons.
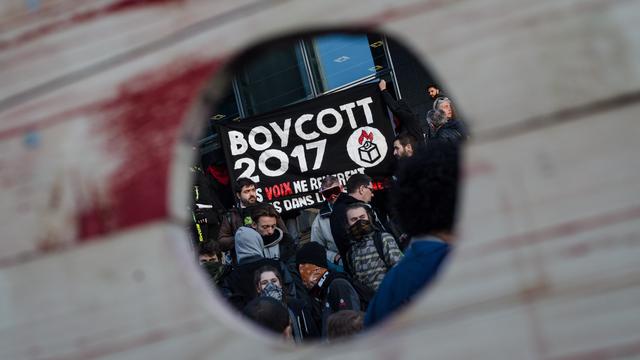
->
217;83;395;212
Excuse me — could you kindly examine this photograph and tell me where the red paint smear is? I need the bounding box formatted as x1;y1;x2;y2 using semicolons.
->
0;0;184;52
76;59;222;240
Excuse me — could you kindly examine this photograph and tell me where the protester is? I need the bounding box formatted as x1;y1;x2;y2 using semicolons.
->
249;204;296;264
392;132;418;159
344;203;403;291
254;266;320;341
296;242;362;336
432;97;468;142
311;176;344;272
329;174;381;266
217;177;287;263
427;84;442;100
378;79;424;143
327;310;365;341
220;225;296;311
365;142;459;327
243;296;293;341
198;240;221;265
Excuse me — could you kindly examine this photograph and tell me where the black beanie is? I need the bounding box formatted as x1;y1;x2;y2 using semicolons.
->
296;242;327;269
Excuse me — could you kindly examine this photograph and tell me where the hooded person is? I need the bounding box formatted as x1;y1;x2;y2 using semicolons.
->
296;242;362;336
249;204;296;264
254;265;320;341
218;226;296;311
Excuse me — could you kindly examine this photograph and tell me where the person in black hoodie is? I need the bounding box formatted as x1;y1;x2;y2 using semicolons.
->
378;80;425;144
296;242;361;337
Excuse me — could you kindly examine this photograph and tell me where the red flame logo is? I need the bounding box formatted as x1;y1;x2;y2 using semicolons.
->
358;130;374;145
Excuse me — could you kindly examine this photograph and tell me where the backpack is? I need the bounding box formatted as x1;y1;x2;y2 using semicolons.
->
344;231;391;275
326;272;374;312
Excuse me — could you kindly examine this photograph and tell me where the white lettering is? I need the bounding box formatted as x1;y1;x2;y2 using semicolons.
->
258;149;288;177
317;108;343;135
356;97;374;125
248;126;273;151
294;114;319;141
270;118;291;147
229;131;248;156
340;102;358;129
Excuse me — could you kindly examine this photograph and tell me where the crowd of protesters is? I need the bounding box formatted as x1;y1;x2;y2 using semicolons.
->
189;81;466;343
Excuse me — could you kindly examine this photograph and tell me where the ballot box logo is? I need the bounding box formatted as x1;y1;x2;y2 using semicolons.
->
346;126;387;168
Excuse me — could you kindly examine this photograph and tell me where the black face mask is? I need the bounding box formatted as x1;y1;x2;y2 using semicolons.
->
348;219;373;240
262;231;279;246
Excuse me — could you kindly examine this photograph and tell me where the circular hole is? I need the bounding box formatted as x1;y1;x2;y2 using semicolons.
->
185;29;468;345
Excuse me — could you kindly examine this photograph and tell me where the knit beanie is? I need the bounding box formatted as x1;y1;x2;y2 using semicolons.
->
296;242;327;269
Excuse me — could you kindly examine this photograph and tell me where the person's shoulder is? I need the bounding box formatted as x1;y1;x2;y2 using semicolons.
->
380;232;396;241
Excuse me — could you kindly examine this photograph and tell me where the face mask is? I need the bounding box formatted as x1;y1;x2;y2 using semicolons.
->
349;219;373;240
262;232;279;245
260;282;283;302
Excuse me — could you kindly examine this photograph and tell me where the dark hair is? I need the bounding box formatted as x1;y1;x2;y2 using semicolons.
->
243;297;290;335
235;177;256;194
250;203;279;224
327;310;364;340
346;173;372;195
427;83;439;90
253;265;287;303
343;202;374;233
198;240;220;256
394;132;418;147
392;142;459;236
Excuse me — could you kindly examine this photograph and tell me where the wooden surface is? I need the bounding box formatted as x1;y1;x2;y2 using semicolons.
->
1;0;639;359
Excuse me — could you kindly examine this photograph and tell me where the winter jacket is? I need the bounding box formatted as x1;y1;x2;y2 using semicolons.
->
217;205;287;252
311;202;341;267
364;237;450;327
220;258;295;311
432;119;468;143
348;231;403;291
330;194;391;267
234;226;295;264
262;227;296;264
308;271;361;337
329;194;363;262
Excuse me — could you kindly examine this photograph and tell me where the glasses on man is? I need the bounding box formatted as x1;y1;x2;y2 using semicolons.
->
320;186;341;199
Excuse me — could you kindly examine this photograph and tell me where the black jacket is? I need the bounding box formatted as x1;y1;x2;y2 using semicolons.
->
433;119;468;143
329;193;362;262
380;90;424;143
220;258;295;311
307;271;361;336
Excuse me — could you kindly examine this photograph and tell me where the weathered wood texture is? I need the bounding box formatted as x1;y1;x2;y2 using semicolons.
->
1;0;639;359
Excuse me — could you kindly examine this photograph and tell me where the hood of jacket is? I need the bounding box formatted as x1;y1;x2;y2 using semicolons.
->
235;226;264;264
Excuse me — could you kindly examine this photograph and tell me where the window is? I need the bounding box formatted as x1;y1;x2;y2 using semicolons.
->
236;43;313;116
306;33;390;93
